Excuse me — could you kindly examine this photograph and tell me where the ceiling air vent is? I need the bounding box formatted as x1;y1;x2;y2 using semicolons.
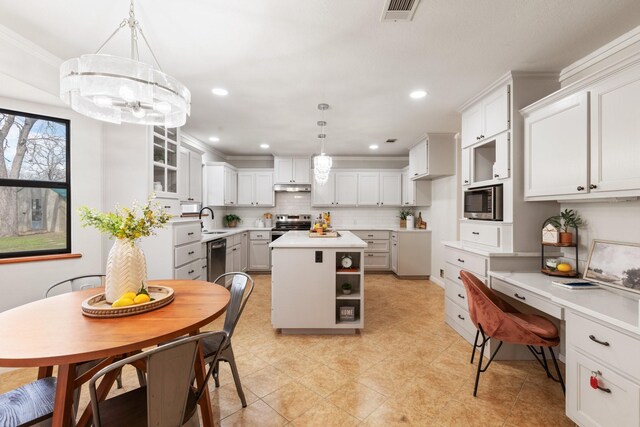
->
385;138;398;143
381;0;420;22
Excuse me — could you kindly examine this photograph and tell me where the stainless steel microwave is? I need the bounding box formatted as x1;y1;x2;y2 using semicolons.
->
464;184;503;221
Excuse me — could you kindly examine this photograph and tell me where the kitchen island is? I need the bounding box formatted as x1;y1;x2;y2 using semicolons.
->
269;230;367;334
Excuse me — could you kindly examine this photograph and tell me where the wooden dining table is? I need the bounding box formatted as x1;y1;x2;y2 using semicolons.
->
0;280;230;427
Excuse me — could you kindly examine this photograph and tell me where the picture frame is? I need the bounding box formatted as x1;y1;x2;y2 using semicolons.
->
584;239;640;294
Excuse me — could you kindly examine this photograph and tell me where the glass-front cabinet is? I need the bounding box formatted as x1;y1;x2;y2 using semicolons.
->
152;126;179;198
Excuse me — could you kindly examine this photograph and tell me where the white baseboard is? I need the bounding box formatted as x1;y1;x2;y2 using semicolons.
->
430;275;445;288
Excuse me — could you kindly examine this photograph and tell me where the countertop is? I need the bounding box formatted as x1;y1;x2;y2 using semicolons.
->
269;230;367;249
200;227;272;243
489;271;640;336
443;241;540;257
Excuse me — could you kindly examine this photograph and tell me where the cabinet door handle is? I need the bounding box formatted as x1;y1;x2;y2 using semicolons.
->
494;174;499;178
577;186;585;191
188;251;194;255
457;293;465;299
597;385;612;393
233;248;237;251
589;335;610;347
472;232;480;235
480;134;485;139
380;202;384;205
457;258;465;263
589;184;598;189
464;180;469;184
457;314;465;320
514;293;526;301
476;136;480;141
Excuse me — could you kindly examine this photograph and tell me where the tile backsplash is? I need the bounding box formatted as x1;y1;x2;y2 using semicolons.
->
220;192;429;228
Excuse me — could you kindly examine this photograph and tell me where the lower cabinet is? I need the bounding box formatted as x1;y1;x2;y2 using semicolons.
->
391;233;398;273
394;231;431;277
142;220;202;280
566;310;640;427
241;232;249;272
351;230;390;271
249;231;271;271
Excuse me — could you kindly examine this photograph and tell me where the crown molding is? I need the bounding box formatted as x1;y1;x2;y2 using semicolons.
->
181;131;227;159
226;155;274;161
0;24;62;68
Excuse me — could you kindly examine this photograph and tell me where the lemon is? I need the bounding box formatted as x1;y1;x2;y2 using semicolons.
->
134;294;151;305
122;292;137;300
112;297;134;308
556;263;572;272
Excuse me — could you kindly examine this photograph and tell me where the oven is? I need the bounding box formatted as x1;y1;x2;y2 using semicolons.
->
271;230;287;242
464;184;503;221
272;214;312;241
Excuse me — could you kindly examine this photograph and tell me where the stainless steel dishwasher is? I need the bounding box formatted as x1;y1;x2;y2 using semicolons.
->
207;238;226;282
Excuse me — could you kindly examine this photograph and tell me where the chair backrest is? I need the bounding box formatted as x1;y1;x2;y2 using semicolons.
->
460;270;517;336
212;272;254;338
89;331;226;427
44;274;106;298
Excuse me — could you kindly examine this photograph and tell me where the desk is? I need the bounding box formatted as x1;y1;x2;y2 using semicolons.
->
488;271;640;427
0;280;230;427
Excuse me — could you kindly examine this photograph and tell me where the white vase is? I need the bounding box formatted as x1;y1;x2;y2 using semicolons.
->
105;238;147;303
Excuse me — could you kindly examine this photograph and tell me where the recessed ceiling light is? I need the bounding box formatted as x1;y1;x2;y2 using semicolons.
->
260;143;270;149
369;144;379;150
209;136;220;142
410;90;428;99
211;88;229;96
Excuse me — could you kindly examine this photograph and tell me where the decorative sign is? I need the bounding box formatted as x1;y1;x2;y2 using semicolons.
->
542;223;559;244
339;306;355;321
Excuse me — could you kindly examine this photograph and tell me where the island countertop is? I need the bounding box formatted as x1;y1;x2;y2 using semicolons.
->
269;230;367;249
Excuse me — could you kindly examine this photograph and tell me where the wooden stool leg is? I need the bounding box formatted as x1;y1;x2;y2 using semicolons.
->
51;363;76;427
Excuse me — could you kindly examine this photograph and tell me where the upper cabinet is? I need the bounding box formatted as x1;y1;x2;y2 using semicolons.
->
178;146;202;203
523;59;640;200
152;126;180;198
461;85;510;148
237;170;274;206
334;172;358;206
311;170;401;207
274;157;311;184
205;163;237;206
408;134;456;180
402;167;432;206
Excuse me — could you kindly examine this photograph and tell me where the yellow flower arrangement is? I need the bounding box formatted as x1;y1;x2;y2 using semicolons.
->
78;196;171;244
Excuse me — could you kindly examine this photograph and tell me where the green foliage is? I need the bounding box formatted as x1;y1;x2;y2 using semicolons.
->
341;282;352;290
548;209;584;232
78;196;171;243
224;214;242;224
398;208;414;220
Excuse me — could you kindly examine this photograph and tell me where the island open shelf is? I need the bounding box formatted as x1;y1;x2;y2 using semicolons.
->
270;231;366;334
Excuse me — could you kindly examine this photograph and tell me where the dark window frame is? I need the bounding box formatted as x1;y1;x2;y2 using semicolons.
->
0;107;71;259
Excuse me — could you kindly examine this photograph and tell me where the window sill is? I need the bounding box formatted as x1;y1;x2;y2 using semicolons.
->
0;253;82;265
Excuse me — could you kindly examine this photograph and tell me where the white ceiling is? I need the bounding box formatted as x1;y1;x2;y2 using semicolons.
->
1;0;639;156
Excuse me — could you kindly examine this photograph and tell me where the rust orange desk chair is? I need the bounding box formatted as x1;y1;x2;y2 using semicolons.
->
459;270;565;396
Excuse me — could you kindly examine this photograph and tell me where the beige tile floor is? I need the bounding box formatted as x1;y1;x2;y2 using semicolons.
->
0;274;574;426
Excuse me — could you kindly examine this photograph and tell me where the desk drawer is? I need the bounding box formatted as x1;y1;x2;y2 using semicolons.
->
445;263;487;287
492;278;562;319
363;240;390;253
567;311;640;381
567;348;640;427
175;242;201;268
446;248;487;276
445;297;476;337
174;223;201;246
353;230;390;240
175;260;200;280
445;278;469;310
460;222;500;248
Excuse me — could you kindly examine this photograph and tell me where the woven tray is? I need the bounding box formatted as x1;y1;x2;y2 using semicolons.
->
81;286;174;318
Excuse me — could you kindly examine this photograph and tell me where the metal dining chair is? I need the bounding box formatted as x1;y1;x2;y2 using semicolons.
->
204;272;254;408
0;377;56;427
89;331;226;427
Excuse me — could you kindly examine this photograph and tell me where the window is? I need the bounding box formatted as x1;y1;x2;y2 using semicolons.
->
0;108;70;258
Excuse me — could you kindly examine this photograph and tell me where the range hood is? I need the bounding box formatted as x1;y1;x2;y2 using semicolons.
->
273;183;311;192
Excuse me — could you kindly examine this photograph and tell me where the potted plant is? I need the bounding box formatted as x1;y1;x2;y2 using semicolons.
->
549;209;584;244
224;214;242;228
341;283;352;295
398;208;414;228
78;197;171;303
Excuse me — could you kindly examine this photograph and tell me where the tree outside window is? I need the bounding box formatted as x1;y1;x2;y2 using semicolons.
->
0;108;70;258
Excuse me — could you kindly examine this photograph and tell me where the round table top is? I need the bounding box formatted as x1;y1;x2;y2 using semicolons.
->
0;280;230;368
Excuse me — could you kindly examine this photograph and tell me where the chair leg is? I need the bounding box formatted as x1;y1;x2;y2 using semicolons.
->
472;336;486;397
549;347;565;395
214;360;220;388
472;326;504;397
136;368;147;387
224;345;247;407
470;330;480;364
116;372;123;389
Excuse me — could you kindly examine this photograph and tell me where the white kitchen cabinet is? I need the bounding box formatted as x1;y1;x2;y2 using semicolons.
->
237;169;274;206
205;163;237;206
352;230;390;271
312;171;336;206
357;172;380;206
494;132;510;180
524;92;589;199
380;172;402;206
249;240;270;270
461;84;510;148
408;134;456;180
470;132;510;184
178;147;202;203
241;231;248;272
274;157;311;184
141;220;202;281
461;147;471;186
151;126;180;199
357;172;402;207
590;63;640;194
334;172;358;206
225;246;234;274
395;231;431;277
391;232;398;273
402;167;432;206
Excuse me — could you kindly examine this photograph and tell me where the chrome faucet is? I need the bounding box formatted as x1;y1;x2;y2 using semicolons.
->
198;207;215;230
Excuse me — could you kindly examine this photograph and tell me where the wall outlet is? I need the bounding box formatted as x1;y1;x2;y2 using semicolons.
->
440;269;444;278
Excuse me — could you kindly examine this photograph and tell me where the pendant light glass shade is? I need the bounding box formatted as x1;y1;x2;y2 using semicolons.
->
60;54;191;127
314;103;332;185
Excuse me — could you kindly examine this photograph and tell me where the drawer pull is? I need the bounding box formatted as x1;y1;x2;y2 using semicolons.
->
514;293;526;301
163;205;171;209
368;254;374;257
367;241;374;244
457;258;465;263
471;231;480;235
187;232;194;236
457;314;465;320
589;335;610;347
457;293;465;299
188;251;195;255
457;276;462;280
188;270;195;274
368;234;374;237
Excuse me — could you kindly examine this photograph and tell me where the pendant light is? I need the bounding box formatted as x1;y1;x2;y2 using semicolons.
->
314;103;332;185
60;0;191;127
